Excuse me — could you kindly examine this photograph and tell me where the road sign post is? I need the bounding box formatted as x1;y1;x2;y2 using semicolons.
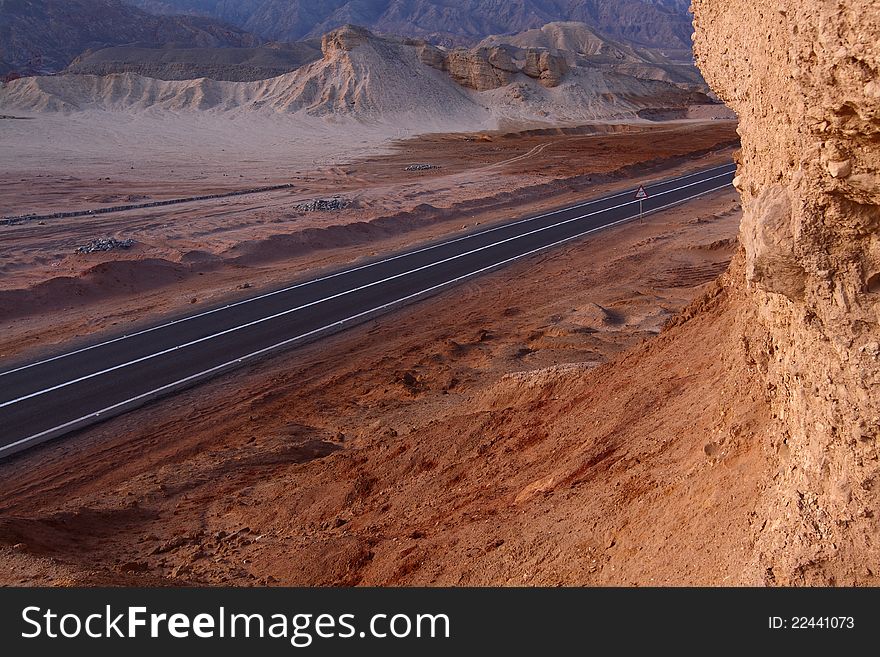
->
634;185;649;223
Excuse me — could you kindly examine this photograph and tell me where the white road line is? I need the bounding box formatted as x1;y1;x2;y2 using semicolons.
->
0;180;733;456
0;170;733;410
0;163;735;379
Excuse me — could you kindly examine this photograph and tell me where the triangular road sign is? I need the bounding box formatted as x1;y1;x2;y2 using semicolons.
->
635;185;649;200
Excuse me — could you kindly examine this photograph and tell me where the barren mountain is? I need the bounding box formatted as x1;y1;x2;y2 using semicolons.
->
124;0;695;52
0;0;261;77
1;25;707;126
65;41;322;82
62;21;705;88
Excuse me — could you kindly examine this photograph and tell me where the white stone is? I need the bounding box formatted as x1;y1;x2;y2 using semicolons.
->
826;159;852;178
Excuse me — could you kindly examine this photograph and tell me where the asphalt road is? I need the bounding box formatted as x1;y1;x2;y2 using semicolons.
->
0;162;735;458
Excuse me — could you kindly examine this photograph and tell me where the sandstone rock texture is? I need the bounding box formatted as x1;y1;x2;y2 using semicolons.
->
419;43;570;90
321;24;375;54
693;0;880;583
326;26;570;92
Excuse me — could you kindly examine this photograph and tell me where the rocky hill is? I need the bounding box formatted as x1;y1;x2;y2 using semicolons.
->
691;0;880;582
479;21;707;90
65;41;322;82
0;0;261;77
1;24;707;126
125;0;696;52
62;21;706;89
479;20;684;64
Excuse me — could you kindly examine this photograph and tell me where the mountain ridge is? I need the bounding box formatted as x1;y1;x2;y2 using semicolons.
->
124;0;695;54
62;21;704;91
1;24;708;127
65;42;323;82
0;0;261;77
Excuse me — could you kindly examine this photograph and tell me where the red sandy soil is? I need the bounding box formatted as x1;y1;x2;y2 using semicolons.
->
0;120;737;363
0;187;771;586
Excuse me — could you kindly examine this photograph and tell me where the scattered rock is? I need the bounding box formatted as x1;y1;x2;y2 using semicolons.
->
76;237;135;254
826;159;852;178
295;197;351;212
704;441;723;458
118;561;149;573
153;536;188;554
404;163;440;171
861;342;880;358
188;549;206;563
395;370;425;393
172;564;191;578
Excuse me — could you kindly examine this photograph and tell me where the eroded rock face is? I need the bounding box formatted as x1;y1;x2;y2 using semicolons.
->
693;0;880;584
321;25;375;55
522;48;569;88
742;184;806;300
417;43;447;70
419;43;569;90
443;48;517;91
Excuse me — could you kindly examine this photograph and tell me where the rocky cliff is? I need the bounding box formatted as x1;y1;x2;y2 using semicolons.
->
478;21;707;91
693;0;880;583
418;43;568;90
